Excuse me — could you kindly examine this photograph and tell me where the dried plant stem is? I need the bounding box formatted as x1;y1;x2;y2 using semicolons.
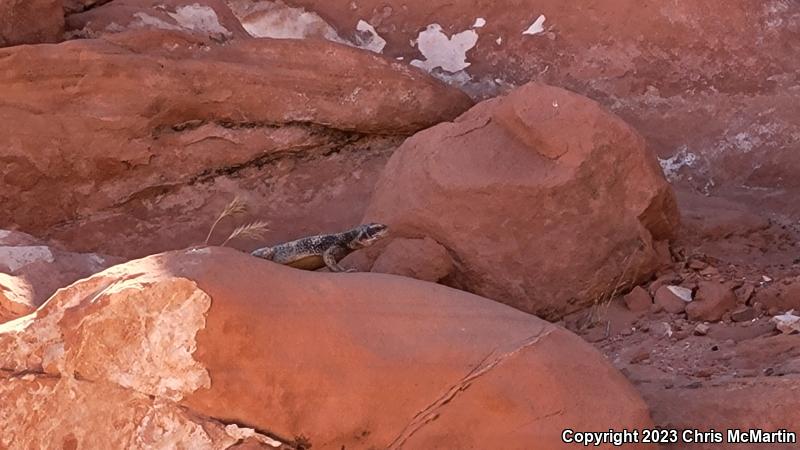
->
205;216;225;245
582;247;640;331
221;221;270;247
204;197;248;245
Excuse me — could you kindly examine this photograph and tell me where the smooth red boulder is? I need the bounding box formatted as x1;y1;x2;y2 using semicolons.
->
753;276;800;313
654;285;690;314
0;248;655;449
686;281;737;322
365;82;679;319
370;237;454;282
625;286;653;312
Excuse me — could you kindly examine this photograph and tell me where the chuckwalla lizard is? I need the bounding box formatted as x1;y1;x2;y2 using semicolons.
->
250;223;388;272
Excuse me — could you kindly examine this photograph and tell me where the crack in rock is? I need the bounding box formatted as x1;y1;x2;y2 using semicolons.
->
386;328;555;449
106;134;365;212
64;0;114;14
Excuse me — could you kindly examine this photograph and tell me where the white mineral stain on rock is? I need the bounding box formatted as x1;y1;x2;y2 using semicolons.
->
104;22;125;32
132;12;182;32
0;309;36;334
716;122;781;155
431;69;473;86
667;285;694;303
0;375;237;449
0;276;113;372
167;4;232;37
523;14;547;35
134;400;218;449
410;24;479;73
0;246;54;273
659;148;699;180
233;1;345;42
74;279;212;400
0;271;241;449
88;254;107;271
0;274;212;402
772;310;800;334
763;1;790;29
0;273;34;315
473;17;486;28
225;424;283;447
355;19;387;53
344;86;363;103
186;247;212;255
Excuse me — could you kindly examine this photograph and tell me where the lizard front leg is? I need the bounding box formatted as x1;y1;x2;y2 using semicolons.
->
323;246;355;273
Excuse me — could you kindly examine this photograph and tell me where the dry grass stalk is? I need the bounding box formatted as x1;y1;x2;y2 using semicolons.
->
581;248;639;332
205;196;248;245
220;220;270;247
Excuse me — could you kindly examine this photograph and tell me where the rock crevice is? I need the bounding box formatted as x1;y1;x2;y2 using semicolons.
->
388;328;556;449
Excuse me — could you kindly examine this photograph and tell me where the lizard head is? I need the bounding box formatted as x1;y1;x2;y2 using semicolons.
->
353;223;389;247
250;246;273;259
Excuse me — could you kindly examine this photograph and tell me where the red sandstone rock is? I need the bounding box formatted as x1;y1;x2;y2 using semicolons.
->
0;230;41;247
0;230;121;323
0;30;471;257
736;283;756;305
0;248;655;449
624;287;653;312
652;239;673;269
754;276;800;313
66;0;249;40
678;191;770;240
734;333;800;373
648;273;682;297
365;82;679;319
686;281;737;322
226;0;344;42
642;377;800;450
63;0;108;14
0;274;33;324
730;306;758;323
654;285;690;314
369;237;453;282
235;0;800;194
0;0;64;47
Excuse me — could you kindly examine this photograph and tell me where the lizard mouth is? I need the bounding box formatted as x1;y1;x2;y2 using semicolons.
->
361;223;389;243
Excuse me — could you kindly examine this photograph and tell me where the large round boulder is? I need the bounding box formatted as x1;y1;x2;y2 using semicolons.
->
364;82;679;319
0;248;654;449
